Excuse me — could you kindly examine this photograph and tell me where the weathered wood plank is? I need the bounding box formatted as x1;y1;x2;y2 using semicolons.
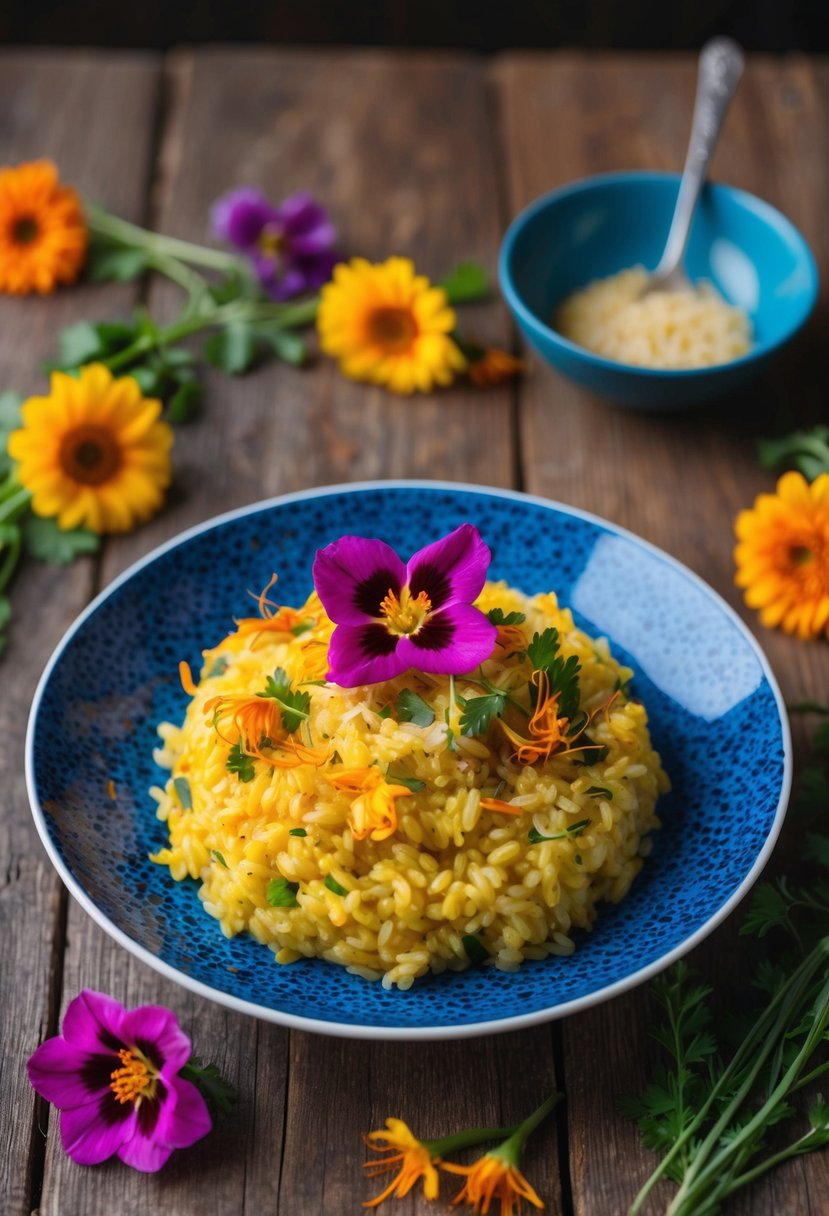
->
0;49;161;1216
42;47;550;1216
495;50;829;1215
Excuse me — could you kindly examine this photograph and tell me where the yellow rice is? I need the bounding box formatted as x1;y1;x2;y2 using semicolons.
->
151;581;669;989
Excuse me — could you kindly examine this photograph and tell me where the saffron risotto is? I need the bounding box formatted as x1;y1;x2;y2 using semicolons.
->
151;581;669;989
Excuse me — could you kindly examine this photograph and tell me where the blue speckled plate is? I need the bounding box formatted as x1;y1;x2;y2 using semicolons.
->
27;482;791;1040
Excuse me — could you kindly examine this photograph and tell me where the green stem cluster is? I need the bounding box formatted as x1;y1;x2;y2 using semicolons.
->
0;477;31;597
629;939;829;1216
424;1091;560;1164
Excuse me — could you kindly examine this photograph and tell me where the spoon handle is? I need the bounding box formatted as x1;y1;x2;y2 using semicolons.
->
655;37;745;280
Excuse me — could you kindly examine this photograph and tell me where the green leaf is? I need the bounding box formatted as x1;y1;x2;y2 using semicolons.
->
528;818;590;844
210;849;228;868
386;770;426;793
267;877;299;907
85;242;150;284
0;595;10;630
180;1056;238;1117
576;736;609;767
758;426;829;481
173;776;192;809
21;515;99;565
487;607;526;627
462;933;489;965
128;364;162;395
395;689;435;726
204;323;257;375
263;329;308;366
166;379;203;423
460;690;506;737
57;321;104;367
324;874;348;896
586;785;613;799
439;261;490;304
94;320;139;349
259;667;311;732
289;827;307;837
527;627;560;672
208;271;249;305
226;741;256;782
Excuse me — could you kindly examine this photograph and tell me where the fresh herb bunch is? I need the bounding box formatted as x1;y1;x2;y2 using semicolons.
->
623;705;829;1216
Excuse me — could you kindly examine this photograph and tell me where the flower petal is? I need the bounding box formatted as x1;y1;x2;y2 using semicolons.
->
150;1076;212;1149
313;536;406;624
27;1039;114;1109
210;187;277;249
120;1004;192;1072
60;989;127;1053
59;1094;134;1165
406;524;491;610
326;623;407;687
397;603;497;674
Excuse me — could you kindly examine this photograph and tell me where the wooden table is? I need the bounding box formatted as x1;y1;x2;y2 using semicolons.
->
1;46;827;1216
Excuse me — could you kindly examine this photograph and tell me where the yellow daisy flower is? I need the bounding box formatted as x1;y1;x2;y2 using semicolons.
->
363;1117;441;1207
8;364;173;534
317;256;466;394
734;470;829;640
0;160;86;294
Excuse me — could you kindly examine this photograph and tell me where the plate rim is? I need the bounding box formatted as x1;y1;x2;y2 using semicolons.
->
26;478;793;1040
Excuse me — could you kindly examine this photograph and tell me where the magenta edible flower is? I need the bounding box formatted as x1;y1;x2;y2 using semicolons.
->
211;186;339;300
26;989;212;1172
313;524;498;687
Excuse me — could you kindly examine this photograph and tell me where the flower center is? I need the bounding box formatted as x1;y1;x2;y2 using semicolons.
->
379;585;432;636
366;307;419;354
59;425;122;486
790;545;813;566
11;215;39;244
258;224;285;259
109;1047;158;1105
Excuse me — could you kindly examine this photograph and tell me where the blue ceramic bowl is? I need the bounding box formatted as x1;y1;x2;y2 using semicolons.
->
499;171;818;408
26;482;790;1039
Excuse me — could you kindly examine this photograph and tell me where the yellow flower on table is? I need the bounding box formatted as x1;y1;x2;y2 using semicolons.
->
8;364;173;534
734;470;829;640
442;1152;544;1215
0;160;86;294
363;1117;441;1207
317;256;466;394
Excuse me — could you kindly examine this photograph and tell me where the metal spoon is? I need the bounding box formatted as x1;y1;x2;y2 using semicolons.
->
645;36;745;294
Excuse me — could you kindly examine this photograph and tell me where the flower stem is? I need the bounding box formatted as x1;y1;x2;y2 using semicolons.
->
490;1092;562;1166
425;1124;521;1157
0;527;22;596
85;202;243;274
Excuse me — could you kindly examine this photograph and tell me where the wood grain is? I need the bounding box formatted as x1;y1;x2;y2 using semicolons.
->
495;51;829;1215
0;49;160;1216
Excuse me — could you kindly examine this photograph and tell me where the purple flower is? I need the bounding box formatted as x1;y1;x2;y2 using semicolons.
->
313;524;498;687
211;186;338;301
26;989;212;1172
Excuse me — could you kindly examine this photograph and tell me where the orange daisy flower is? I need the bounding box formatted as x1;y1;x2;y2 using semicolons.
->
0;159;86;294
363;1117;441;1207
328;768;411;841
203;690;327;769
734;470;829;640
442;1152;544;1215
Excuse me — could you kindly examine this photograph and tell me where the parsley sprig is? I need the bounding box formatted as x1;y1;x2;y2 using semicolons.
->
624;705;829;1216
258;667;310;733
527;627;581;719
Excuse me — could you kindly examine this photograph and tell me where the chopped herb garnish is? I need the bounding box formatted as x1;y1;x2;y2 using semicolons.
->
324;874;348;896
258;667;311;732
577;739;610;766
289;827;307;837
462;933;489;965
377;705;392;719
173;776;192;809
460;689;507;737
527;627;582;720
210;849;229;868
574;854;583;865
207;656;230;677
586;785;613;799
290;620;314;636
528;818;590;844
386;769;426;793
267;877;299;907
487;607;526;626
226;741;256;782
395;689;435;726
